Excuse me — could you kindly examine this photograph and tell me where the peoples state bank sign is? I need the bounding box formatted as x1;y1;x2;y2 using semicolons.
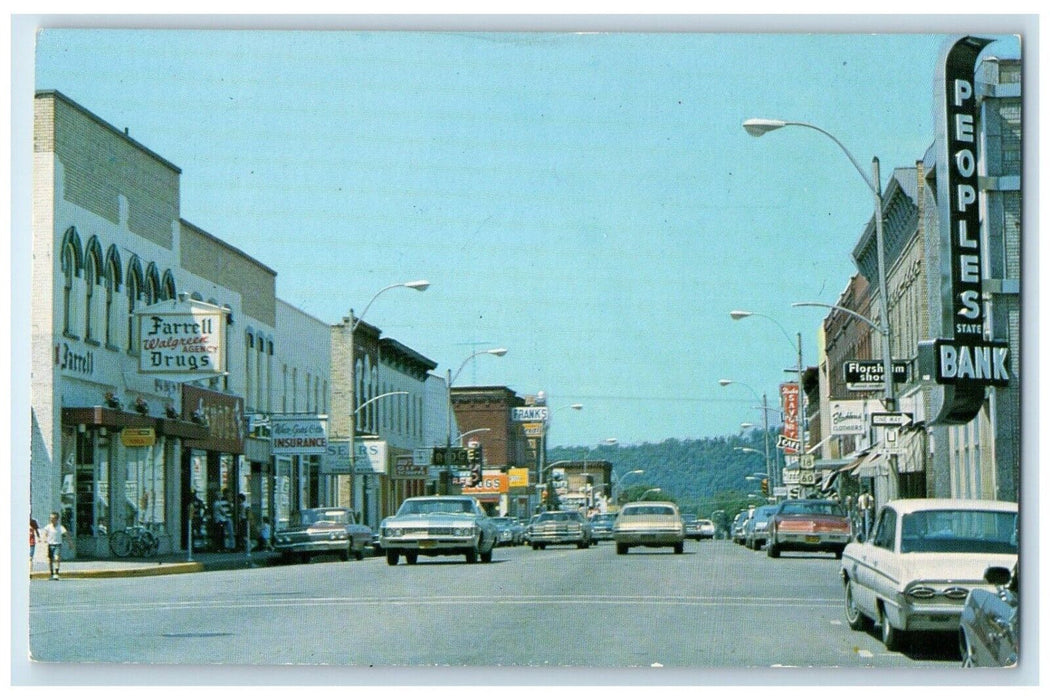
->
919;35;1012;424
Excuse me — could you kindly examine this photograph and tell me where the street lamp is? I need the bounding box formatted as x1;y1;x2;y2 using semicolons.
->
728;311;806;476
344;281;429;511
638;488;662;501
611;469;644;504
744;116;897;500
720;379;775;492
455;427;491;445
443;348;507;494
742;119;895;415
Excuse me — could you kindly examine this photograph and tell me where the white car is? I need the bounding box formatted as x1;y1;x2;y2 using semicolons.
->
840;498;1017;651
379;496;497;565
614;501;685;555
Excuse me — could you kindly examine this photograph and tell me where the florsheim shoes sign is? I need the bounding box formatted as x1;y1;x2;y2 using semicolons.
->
919;35;1012;424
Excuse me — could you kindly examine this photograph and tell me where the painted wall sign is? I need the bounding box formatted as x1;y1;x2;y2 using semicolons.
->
182;384;244;453
829;400;867;435
55;342;95;376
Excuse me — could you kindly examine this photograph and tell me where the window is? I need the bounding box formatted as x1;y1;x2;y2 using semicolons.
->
126;260;143;353
61;238;79;337
103;247;121;348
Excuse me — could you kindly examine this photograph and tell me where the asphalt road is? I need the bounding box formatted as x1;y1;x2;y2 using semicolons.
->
28;539;963;675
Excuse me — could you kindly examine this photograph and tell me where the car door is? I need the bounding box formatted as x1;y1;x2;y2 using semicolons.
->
851;507;897;616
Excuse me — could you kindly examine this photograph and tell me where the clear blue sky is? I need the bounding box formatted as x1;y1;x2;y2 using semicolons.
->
27;24;1021;447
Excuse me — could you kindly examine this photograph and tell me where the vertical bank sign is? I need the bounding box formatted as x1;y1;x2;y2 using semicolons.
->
137;302;225;375
923;35;1009;424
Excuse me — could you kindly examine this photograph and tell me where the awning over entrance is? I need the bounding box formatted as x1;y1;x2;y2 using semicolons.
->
850;450;884;478
819;460;859;493
62;406;210;440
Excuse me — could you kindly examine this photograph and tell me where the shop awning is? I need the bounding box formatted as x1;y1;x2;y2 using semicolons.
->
63;406;209;439
819;461;860;493
850;450;884;478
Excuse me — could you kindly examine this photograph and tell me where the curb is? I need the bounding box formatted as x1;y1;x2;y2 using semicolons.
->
31;562;204;580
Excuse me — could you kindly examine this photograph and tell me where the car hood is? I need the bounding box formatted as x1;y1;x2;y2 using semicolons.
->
381;514;481;528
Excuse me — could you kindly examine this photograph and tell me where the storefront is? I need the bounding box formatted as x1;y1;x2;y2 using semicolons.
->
60;405;208;557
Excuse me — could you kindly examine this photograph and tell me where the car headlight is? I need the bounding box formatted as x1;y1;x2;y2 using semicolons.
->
452;526;475;537
383;528;403;537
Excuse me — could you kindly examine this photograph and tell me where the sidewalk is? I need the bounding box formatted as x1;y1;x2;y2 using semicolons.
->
30;547;285;580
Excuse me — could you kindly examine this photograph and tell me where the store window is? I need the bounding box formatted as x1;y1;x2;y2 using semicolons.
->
125;441;166;532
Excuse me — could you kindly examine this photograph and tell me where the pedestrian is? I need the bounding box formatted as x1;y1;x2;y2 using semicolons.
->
258;517;273;551
237;493;250;550
857;488;875;540
30;516;40;572
42;511;68;580
213;490;234;551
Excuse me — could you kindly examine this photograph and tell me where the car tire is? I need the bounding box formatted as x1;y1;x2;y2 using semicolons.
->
834;547;844;560
339;549;350;562
354;548;365;561
673;542;684;555
766;542;780;558
386;550;399;566
405;552;418;565
878;603;905;652
480;548;493;563
465;549;478;564
616;543;628;555
531;544;539;551
844;579;868;631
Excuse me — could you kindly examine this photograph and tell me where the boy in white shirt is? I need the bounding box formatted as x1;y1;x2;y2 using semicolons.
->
42;511;68;580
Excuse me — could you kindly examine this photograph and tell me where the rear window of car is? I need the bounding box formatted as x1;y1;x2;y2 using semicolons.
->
777;501;845;517
622;505;676;516
899;509;1018;554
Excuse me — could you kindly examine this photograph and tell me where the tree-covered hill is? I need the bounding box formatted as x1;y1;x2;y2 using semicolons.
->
548;429;777;520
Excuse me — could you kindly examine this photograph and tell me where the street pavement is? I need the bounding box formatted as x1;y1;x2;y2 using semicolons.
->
29;546;287;580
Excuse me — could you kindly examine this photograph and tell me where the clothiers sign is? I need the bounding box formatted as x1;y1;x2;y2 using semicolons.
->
270;415;328;455
137;301;226;375
923;35;1010;424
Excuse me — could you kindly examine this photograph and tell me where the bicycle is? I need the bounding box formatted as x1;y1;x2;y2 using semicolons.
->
109;525;159;558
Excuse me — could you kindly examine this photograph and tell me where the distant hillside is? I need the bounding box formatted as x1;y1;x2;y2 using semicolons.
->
548;429;776;519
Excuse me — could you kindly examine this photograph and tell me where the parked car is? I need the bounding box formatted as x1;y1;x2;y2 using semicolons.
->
767;499;851;559
731;510;751;545
490;517;521;547
682;516;703;541
959;563;1018;667
273;507;372;563
589;513;617;541
841;498;1018;652
614;501;684;555
379;495;498;565
529;510;592;549
697;519;716;540
744;505;779;551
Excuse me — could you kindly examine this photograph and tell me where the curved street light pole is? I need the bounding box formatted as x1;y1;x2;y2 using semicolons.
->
344;281;429;513
611;469;644;505
720;379;775;492
444;348;507;494
729;311;805;479
744;117;897;500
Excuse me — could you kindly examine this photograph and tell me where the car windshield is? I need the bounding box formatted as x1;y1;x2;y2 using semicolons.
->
396;499;476;516
777;501;844;516
536;512;579;522
296;509;347;526
899;509;1018;554
622;505;676;516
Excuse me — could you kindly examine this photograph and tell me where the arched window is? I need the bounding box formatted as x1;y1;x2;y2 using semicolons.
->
161;270;176;302
60;228;83;337
145;263;161;306
104;246;122;348
84;238;103;343
126;258;143;353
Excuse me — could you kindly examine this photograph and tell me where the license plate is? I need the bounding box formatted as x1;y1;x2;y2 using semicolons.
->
805;535;820;543
419;541;436;549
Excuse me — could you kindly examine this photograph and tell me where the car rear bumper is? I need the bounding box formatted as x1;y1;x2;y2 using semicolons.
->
614;532;683;546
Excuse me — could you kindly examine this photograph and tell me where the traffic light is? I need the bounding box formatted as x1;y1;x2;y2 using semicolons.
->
761;478;769;496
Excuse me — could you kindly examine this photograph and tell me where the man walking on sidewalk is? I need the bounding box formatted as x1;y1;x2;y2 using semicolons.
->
42;511;68;580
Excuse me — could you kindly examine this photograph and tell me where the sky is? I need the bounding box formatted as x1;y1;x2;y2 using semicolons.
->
19;18;1025;448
